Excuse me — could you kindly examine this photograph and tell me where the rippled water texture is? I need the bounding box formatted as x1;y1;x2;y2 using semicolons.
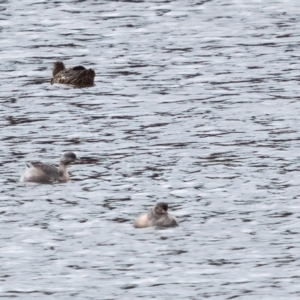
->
1;0;300;299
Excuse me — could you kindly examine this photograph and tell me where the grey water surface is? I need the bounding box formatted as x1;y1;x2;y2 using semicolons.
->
1;0;300;299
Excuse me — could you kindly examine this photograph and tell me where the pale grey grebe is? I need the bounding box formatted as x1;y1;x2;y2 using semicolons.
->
20;152;78;183
50;61;95;87
134;202;179;228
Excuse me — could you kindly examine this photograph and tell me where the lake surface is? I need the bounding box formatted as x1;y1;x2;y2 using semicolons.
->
1;0;300;299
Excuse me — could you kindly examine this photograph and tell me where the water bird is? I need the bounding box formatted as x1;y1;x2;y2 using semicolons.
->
20;152;78;184
50;61;95;87
134;202;179;228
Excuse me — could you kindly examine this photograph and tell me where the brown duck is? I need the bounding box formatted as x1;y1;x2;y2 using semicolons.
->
51;61;95;87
